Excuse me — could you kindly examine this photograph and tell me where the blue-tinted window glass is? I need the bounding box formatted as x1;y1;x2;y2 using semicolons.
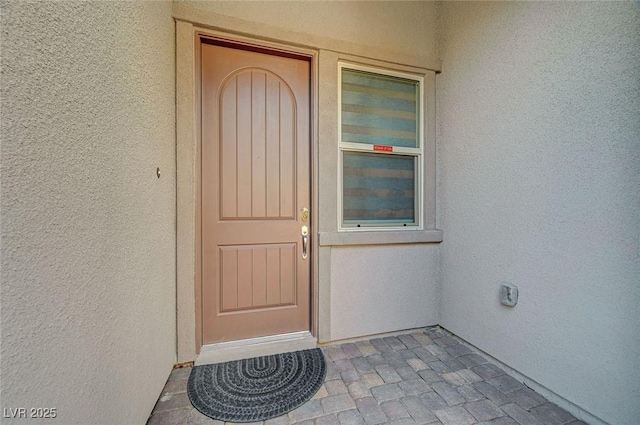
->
342;68;419;148
343;152;416;225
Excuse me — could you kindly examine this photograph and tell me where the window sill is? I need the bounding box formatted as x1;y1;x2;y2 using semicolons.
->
318;230;443;246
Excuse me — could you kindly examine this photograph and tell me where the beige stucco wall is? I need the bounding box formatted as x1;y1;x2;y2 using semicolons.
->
330;245;440;341
175;1;441;359
437;2;640;424
174;0;438;68
1;2;176;424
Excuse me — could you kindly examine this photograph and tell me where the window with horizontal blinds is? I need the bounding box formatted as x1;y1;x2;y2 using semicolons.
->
343;152;415;224
341;68;419;148
339;64;423;229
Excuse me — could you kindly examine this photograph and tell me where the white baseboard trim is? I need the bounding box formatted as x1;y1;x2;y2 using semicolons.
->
196;331;317;366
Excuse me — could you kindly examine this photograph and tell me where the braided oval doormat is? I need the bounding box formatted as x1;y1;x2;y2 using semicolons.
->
188;348;326;423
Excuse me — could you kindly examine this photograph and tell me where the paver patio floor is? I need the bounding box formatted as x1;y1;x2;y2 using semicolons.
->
147;327;586;425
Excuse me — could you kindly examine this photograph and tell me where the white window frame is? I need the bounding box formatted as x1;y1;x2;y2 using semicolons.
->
338;62;425;232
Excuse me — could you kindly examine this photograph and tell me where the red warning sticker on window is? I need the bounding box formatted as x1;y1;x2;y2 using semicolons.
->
373;145;393;152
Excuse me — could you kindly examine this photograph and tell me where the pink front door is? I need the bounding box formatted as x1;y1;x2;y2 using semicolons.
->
201;42;311;344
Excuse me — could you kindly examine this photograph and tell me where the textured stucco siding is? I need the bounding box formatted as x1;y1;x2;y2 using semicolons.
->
174;0;438;66
330;245;440;341
437;2;640;424
1;2;176;424
174;1;441;350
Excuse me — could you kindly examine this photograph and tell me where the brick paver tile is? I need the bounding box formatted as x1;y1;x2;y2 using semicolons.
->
289;400;324;422
383;351;409;369
418;392;449;411
476;417;518;425
565;421;588;425
334;359;355;373
486;375;525;394
397;349;419;360
529;403;575;425
371;383;405;402
313;385;329;400
326;380;349;395
326;362;341;381
505;389;546;410
407;358;429;372
458;353;489;368
427;361;449;374
398;334;422;349
156;330;564;425
423;327;444;339
425;344;449;359
384;336;407;351
401;396;438;424
410;333;433;346
412;347;438;363
375;364;402;383
341;343;363;359
338;409;365;425
322;394;357;415
388;419;418;425
457;384;485;402
154;392;191;413
360;372;385;389
431;382;466;406
433;336;458;348
434;406;476;425
316;414;341;425
355;341;378;357
399;379;432;396
370;338;392;353
351;357;375;374
442;372;467;387
263;415;291;425
355;397;387;425
161;378;188;396
418;369;442;384
327;346;349;361
148;408;190;425
397;366;420;381
471;364;505;380
381;400;411;420
501;403;542;425
168;367;191;382
293;420;314;425
457;369;483;384
432;352;452;362
366;354;386;367
472;382;512;406
341;370;360;384
187;409;225;425
445;344;472;358
465;400;505;422
348;382;372;400
442;358;466;372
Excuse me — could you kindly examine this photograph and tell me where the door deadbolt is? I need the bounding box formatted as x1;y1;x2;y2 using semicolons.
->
301;207;309;222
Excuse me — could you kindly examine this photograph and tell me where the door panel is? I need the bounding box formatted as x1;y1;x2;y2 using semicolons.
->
201;43;310;344
218;70;296;220
218;244;296;312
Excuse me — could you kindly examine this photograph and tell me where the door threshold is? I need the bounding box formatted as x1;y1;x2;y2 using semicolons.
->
195;331;317;366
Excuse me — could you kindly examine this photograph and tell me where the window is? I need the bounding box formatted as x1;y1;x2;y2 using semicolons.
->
339;63;423;230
